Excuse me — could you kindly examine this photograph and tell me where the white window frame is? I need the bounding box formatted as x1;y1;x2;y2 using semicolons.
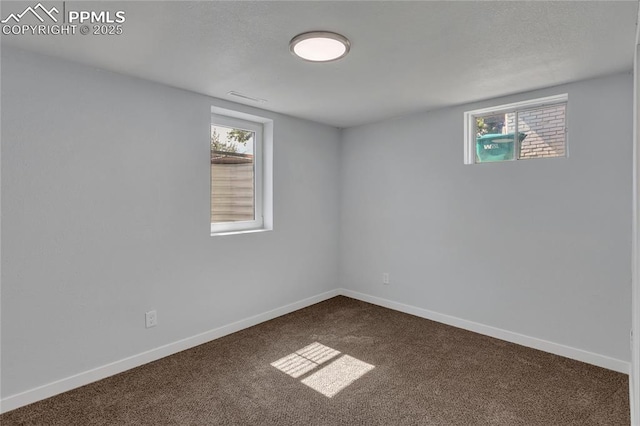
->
464;93;569;165
210;107;273;236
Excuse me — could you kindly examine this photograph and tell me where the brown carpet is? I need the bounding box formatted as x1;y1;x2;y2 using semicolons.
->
1;296;629;425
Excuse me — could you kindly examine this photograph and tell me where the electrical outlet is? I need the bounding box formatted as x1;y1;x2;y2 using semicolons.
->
382;273;390;285
145;310;157;328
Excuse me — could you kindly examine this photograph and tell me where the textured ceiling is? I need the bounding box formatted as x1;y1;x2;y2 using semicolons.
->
2;1;638;128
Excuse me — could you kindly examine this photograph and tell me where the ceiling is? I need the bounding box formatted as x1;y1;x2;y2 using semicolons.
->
2;1;638;128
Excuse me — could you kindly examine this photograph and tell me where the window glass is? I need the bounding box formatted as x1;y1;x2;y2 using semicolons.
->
211;125;256;223
517;104;566;160
475;112;516;163
465;94;568;164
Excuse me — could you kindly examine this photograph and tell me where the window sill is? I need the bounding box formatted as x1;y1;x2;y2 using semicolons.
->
211;228;272;237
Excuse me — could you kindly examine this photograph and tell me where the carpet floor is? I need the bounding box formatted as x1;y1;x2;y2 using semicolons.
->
1;296;630;425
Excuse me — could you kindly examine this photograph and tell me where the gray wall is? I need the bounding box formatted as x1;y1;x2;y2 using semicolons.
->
1;48;341;397
339;73;633;362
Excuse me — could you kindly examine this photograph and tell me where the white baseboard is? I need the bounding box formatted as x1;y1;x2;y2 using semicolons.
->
0;289;341;414
341;289;630;375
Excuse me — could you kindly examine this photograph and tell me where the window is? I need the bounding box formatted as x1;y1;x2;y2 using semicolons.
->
464;94;568;164
210;107;273;235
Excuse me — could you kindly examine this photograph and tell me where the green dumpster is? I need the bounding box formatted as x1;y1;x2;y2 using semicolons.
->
476;133;526;163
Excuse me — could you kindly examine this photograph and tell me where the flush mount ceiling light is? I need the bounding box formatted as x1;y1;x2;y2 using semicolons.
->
289;31;350;62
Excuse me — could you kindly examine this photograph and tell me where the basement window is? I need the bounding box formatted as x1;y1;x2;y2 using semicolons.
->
211;107;273;235
464;94;568;164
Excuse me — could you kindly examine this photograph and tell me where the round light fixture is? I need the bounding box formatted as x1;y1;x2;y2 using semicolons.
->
289;31;350;62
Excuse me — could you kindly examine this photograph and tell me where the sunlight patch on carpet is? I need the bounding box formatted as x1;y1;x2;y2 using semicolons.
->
301;355;374;398
271;342;340;378
296;342;341;365
271;342;374;397
271;353;318;378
